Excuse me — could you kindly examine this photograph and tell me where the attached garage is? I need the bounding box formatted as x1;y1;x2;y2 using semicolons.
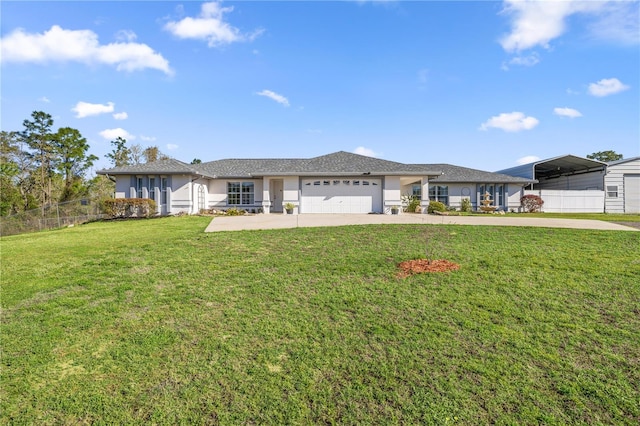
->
300;178;382;213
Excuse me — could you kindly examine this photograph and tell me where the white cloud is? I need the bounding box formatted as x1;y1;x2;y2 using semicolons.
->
113;112;128;120
566;88;580;95
517;155;541;165
587;1;640;45
0;25;173;75
99;128;135;141
479;112;539;132
554;107;582;118
499;0;638;52
256;89;289;107
115;30;137;42
72;101;114;118
38;96;50;103
588;78;630;97
166;143;178;150
500;1;599;52
164;1;263;47
141;135;156;142
353;146;380;157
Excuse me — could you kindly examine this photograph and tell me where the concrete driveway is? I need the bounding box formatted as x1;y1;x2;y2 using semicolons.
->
205;213;639;232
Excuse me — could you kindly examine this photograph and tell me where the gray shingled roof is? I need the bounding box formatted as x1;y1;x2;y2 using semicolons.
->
97;158;195;175
98;152;526;182
415;164;535;184
166;151;441;178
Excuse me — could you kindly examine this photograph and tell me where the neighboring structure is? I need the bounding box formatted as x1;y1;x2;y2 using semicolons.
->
498;154;640;213
98;151;533;215
604;157;640;214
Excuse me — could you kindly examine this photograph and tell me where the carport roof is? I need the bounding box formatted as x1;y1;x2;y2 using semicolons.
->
496;154;607;180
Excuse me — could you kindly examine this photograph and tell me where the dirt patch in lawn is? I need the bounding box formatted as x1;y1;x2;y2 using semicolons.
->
398;259;460;278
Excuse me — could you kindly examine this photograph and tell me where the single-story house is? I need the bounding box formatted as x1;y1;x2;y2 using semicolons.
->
497;154;640;213
97;151;534;215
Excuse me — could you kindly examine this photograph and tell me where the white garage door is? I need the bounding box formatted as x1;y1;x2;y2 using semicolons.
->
301;178;382;213
624;175;640;213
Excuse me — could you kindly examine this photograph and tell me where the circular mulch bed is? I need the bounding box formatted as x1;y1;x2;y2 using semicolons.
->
397;259;460;278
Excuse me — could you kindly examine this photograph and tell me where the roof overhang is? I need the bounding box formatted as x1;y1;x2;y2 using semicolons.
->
533;155;607;180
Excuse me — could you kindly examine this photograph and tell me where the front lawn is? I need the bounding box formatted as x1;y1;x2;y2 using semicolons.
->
2;216;639;424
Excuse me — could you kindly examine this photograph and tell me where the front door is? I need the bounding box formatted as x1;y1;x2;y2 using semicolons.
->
270;179;283;213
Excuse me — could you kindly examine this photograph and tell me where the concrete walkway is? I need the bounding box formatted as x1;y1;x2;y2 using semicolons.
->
205;213;639;232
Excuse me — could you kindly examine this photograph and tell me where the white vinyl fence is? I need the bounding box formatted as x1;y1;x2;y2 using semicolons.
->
524;190;604;213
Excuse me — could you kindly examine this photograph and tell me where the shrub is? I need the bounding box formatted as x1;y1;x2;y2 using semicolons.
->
520;194;544;213
225;207;246;216
460;197;472;212
428;201;447;214
103;198;157;218
401;194;421;213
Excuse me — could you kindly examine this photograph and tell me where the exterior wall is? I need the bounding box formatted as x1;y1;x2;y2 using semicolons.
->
399;182;525;212
207;178;264;212
169;175;192;214
605;158;640;213
282;177;299;213
383;176;402;214
524;189;604;213
536;171;603;190
115;178;129;198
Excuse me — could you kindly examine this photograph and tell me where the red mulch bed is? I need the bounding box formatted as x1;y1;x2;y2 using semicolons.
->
397;259;460;278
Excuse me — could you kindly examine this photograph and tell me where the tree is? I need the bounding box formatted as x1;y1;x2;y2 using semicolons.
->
130;143;144;165
105;137;131;167
143;146;160;163
587;150;623;162
191;158;202;164
0;131;33;215
53;127;99;201
20;111;56;212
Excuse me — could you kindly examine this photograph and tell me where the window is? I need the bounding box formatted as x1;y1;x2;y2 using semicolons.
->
161;177;168;204
333;180;340;185
228;182;254;205
323;180;330;186
412;184;422;200
136;177;144;198
478;184;505;207
607;185;618;198
353;180;360;186
363;180;370;185
149;177;156;201
429;185;448;205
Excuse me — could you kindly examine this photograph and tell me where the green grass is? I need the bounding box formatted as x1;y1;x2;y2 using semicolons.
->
505;212;640;222
2;216;639;424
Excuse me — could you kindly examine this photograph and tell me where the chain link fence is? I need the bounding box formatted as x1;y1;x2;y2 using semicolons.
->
1;198;107;237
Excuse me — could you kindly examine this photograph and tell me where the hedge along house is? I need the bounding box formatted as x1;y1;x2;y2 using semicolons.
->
97;151;533;215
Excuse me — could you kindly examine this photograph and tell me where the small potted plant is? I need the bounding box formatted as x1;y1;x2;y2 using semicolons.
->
284;202;295;214
390;205;399;215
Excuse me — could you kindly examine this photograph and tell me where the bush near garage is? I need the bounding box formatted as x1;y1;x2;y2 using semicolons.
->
428;201;447;214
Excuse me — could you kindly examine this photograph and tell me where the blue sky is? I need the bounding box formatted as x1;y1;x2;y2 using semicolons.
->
1;1;638;172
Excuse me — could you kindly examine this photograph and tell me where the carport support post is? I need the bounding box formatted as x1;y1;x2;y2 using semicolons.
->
420;178;430;214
